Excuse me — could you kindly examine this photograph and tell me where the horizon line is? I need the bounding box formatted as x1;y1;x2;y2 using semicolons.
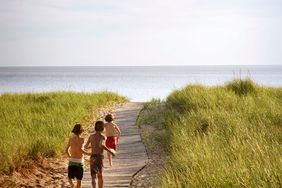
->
0;64;281;68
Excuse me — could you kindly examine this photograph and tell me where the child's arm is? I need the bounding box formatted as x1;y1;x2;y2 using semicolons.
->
80;147;91;156
114;124;121;144
81;138;91;156
100;138;116;156
65;139;71;158
84;136;91;149
102;144;116;156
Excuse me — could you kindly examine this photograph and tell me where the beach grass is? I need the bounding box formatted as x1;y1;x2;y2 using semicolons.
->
138;79;282;187
0;91;127;174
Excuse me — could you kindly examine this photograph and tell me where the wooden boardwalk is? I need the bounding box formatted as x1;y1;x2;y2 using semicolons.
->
82;102;147;188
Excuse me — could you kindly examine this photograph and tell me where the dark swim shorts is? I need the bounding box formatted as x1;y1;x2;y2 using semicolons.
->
68;161;84;180
90;154;103;176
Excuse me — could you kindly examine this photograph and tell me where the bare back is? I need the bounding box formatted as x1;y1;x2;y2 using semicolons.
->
104;122;117;137
69;135;84;159
89;133;106;155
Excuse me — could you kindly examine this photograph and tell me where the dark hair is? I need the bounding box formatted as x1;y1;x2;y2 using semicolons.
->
95;121;104;132
72;124;83;135
105;114;114;122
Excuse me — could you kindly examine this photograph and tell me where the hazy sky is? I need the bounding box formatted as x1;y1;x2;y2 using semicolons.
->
0;0;281;66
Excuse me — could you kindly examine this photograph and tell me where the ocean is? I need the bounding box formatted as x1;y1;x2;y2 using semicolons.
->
0;65;281;101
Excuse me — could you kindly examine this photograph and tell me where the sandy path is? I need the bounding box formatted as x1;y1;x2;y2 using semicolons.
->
82;102;147;188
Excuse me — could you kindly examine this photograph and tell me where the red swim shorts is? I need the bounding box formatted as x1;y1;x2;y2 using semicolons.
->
106;136;116;150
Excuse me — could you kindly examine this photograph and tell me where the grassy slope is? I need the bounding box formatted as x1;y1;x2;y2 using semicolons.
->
138;80;282;187
0;92;127;174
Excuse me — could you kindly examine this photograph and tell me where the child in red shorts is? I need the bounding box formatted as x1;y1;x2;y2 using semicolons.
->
104;114;121;167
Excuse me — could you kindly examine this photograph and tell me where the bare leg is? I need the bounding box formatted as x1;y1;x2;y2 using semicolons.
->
77;180;82;188
107;151;112;167
97;173;104;188
68;179;74;188
91;174;97;188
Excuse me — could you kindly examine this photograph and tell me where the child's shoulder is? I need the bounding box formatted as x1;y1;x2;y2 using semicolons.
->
111;122;118;128
90;132;104;138
87;133;94;140
106;122;116;126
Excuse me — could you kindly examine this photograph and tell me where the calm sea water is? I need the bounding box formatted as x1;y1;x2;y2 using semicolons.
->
0;66;281;101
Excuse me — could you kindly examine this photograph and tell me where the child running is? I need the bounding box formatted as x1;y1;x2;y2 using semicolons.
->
104;114;121;167
65;124;91;188
84;121;116;188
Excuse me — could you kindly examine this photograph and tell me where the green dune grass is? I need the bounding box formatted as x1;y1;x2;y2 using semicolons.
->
0;92;127;174
138;79;282;187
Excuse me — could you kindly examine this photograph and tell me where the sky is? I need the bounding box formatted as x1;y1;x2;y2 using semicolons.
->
0;0;281;66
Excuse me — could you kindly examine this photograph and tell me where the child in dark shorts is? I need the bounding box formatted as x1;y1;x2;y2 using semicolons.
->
68;159;84;181
85;121;116;188
65;124;90;188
